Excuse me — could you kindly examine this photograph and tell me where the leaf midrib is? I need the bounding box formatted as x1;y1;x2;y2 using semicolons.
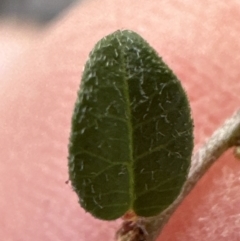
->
119;39;135;211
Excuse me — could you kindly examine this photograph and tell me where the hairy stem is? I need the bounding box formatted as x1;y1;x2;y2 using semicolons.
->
117;110;240;241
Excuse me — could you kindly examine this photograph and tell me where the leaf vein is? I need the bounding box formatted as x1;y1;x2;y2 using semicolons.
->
137;174;185;197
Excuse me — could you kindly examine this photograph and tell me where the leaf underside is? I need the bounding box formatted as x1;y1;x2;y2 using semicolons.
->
68;30;193;220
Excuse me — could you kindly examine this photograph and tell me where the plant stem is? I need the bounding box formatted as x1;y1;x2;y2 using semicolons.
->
117;110;240;241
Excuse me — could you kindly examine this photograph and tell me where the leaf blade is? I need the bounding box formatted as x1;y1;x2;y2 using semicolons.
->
68;30;193;220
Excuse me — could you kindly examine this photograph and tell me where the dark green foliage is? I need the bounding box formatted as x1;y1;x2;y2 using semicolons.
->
68;30;193;220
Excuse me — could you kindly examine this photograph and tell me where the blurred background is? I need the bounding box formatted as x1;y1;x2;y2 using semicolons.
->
0;0;81;84
0;0;78;23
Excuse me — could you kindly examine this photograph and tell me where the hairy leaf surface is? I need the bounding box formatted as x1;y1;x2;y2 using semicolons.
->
68;30;193;220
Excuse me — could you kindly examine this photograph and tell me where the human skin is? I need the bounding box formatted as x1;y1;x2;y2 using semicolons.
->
0;0;240;240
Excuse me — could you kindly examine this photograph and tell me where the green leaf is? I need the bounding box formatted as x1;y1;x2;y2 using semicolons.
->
68;30;193;220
